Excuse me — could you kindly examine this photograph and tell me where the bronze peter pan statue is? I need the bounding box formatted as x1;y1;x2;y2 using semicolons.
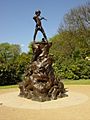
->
33;10;48;42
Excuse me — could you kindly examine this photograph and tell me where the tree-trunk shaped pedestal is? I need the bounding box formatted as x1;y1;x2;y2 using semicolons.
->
19;42;67;102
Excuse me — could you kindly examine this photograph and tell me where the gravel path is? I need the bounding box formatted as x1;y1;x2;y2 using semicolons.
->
0;85;90;120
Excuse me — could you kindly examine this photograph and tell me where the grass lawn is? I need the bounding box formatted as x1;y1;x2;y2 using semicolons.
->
63;79;90;85
0;85;18;89
0;79;90;89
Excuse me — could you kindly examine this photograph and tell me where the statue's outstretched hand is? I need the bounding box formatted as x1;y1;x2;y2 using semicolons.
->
40;17;47;21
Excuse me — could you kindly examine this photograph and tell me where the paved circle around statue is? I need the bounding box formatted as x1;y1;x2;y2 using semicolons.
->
0;91;88;109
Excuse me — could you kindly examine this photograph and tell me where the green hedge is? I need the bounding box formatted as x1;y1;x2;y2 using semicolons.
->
53;59;90;80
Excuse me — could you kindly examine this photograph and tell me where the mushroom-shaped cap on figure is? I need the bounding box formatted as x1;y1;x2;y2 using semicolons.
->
35;10;41;15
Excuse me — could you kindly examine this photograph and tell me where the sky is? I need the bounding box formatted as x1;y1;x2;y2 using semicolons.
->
0;0;88;53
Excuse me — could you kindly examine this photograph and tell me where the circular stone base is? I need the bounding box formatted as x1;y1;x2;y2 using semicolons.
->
0;91;88;109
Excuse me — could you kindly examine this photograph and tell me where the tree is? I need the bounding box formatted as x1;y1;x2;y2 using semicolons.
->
0;43;21;85
0;43;21;64
58;2;90;32
16;52;31;76
50;2;90;80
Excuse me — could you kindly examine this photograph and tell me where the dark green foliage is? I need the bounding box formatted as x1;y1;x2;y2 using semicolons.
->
16;53;31;76
0;43;31;85
50;29;90;79
0;43;21;85
0;63;20;85
52;57;90;80
50;2;90;80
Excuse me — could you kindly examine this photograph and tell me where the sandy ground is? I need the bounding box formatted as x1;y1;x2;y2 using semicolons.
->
0;85;90;120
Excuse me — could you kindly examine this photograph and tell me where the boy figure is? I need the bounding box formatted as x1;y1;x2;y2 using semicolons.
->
33;10;48;42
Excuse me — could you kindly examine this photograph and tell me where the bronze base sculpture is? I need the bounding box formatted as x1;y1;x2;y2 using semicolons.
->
19;41;67;102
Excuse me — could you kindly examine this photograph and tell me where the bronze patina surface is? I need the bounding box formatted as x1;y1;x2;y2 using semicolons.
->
33;10;47;42
19;41;67;102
